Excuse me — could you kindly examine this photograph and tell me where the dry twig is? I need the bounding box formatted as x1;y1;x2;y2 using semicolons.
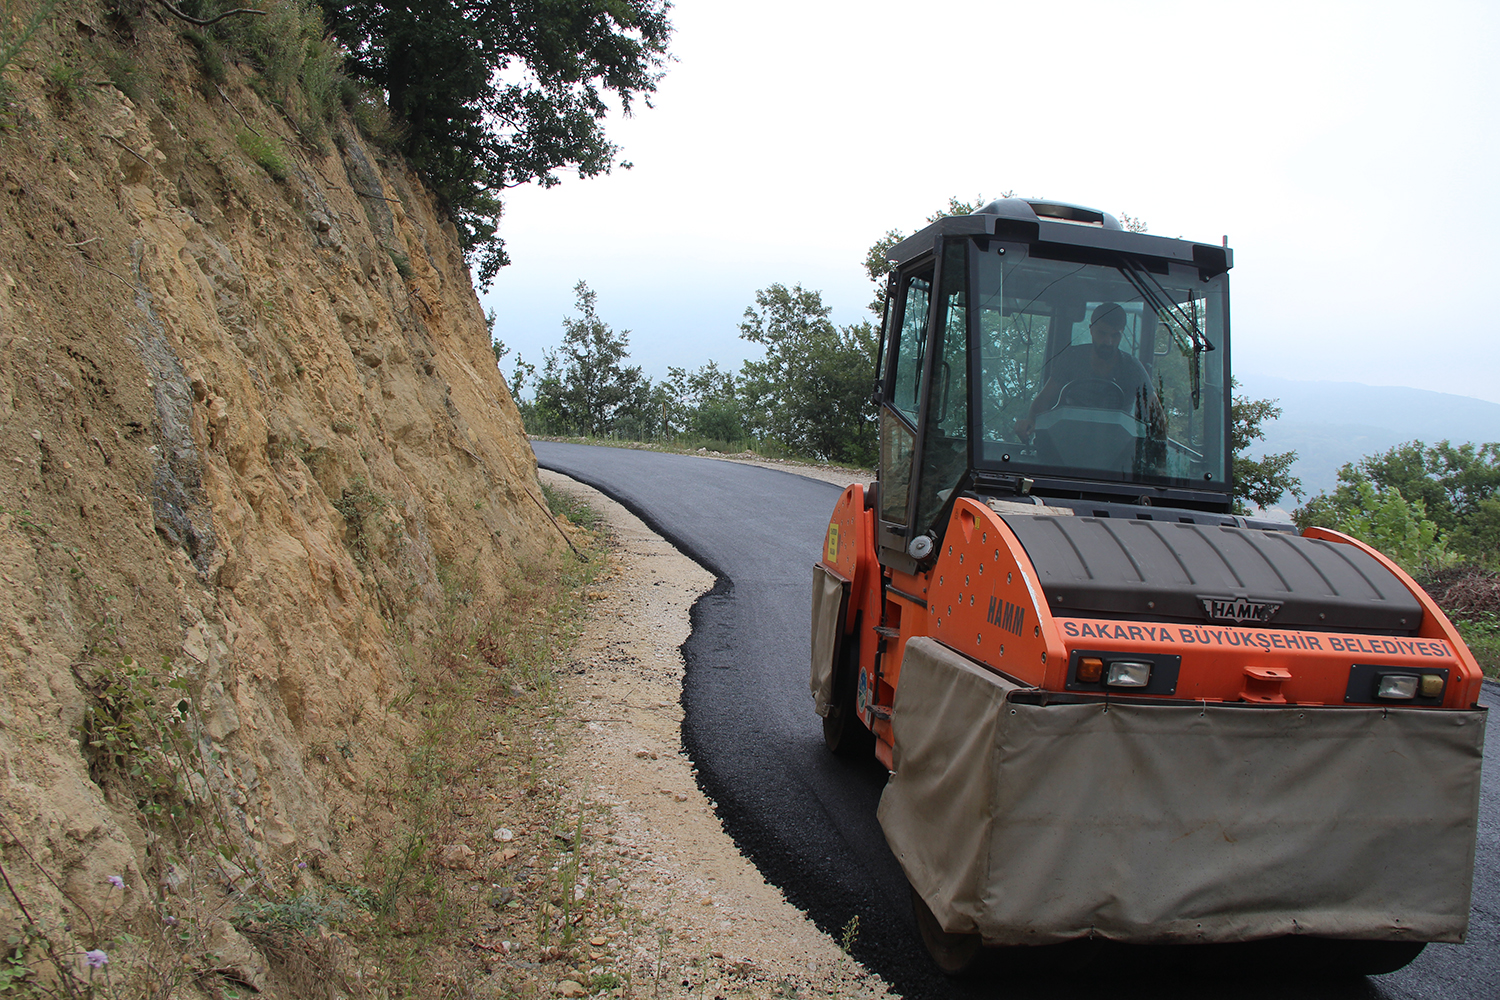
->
151;0;267;28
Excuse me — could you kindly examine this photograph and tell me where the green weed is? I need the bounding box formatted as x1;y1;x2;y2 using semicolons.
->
181;28;227;86
80;655;195;822
236;890;345;935
183;0;344;148
541;481;603;532
839;914;860;955
0;0;62;88
386;248;412;279
332;477;388;567
43;57;90;104
97;47;144;103
237;128;288;180
1454;612;1500;679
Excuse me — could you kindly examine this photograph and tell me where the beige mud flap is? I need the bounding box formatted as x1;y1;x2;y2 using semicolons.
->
879;637;1487;945
810;563;849;717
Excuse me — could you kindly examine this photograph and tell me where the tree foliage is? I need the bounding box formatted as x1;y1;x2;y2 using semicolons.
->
660;361;741;442
1296;440;1500;565
1306;481;1454;576
861;195;998;315
317;1;672;286
1230;381;1304;513
737;284;878;465
529;282;651;437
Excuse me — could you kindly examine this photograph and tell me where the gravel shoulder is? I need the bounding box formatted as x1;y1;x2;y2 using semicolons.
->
538;469;892;998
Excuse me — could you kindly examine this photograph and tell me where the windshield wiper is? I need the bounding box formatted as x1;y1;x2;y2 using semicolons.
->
1117;258;1213;408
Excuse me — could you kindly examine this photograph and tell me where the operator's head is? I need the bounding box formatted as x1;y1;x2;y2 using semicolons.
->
1089;302;1127;359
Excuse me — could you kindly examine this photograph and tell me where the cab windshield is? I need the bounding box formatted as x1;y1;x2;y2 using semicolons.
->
973;243;1229;488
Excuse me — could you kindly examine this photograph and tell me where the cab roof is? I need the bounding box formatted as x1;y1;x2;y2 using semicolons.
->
886;198;1233;276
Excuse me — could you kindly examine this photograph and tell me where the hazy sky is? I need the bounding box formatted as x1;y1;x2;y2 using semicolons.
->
478;0;1500;406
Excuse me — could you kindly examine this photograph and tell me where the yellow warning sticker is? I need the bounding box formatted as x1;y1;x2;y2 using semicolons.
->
825;523;840;563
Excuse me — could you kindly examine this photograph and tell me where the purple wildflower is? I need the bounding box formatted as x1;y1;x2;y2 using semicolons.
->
106;875;125;889
84;949;108;969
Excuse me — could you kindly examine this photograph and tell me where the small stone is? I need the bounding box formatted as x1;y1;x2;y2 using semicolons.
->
493;828;514;842
590;937;607;947
557;979;587;997
633;749;657;760
673;793;688;802
438;843;475;869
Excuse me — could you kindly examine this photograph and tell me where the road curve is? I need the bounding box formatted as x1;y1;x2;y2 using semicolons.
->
533;441;1498;1000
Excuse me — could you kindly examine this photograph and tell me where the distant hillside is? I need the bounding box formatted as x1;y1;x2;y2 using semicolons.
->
1236;375;1500;501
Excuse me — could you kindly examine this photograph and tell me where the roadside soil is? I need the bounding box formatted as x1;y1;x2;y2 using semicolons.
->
536;462;892;999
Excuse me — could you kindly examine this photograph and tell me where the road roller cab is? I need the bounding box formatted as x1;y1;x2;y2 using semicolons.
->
810;198;1488;977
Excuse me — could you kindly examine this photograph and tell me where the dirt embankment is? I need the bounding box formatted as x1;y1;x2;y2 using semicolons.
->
0;1;554;987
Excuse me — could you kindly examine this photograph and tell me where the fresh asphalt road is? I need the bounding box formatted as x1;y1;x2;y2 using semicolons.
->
533;441;1498;1000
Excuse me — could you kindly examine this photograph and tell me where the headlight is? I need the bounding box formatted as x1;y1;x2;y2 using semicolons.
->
1066;651;1180;695
1375;673;1419;700
1105;661;1152;688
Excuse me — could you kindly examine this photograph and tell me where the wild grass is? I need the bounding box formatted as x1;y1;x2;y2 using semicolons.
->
197;0;345;147
541;480;604;532
0;0;60;83
345;501;613;997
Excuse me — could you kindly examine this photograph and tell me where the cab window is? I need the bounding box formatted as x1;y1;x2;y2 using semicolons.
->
887;271;932;422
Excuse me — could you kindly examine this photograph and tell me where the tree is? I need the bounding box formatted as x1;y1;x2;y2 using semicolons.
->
317;1;673;286
738;285;878;464
1303;481;1454;576
1296;440;1500;563
531;282;651;436
861;195;997;315
1230;381;1304;514
660;361;742;442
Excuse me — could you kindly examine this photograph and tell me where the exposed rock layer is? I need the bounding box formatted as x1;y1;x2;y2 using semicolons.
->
0;0;551;961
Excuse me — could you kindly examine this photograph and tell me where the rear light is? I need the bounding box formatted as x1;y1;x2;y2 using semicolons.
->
1106;661;1152;688
1375;674;1418;700
1419;673;1445;698
1077;657;1104;683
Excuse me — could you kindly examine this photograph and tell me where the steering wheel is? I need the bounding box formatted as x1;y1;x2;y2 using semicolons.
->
1055;378;1126;410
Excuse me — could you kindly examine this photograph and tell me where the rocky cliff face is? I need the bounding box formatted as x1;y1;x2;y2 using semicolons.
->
0;3;553;974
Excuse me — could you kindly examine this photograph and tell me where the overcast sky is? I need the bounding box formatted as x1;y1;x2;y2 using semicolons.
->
477;0;1500;406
